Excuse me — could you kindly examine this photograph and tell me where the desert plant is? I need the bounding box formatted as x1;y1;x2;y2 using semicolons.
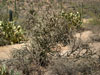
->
8;1;84;74
0;1;87;75
0;64;20;75
0;64;8;75
10;10;83;75
46;57;100;75
61;11;82;31
0;21;25;45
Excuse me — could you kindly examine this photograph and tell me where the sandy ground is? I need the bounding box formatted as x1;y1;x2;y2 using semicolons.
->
0;43;25;60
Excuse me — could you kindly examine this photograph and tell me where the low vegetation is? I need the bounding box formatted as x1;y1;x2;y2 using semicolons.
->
0;21;25;45
0;64;20;75
0;0;100;75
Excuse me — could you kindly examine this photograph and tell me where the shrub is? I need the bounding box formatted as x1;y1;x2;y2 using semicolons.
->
10;9;83;75
6;1;84;75
46;57;100;75
0;1;99;75
0;64;20;75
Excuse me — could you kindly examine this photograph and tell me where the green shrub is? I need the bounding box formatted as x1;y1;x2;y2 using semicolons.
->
0;21;25;45
61;11;82;31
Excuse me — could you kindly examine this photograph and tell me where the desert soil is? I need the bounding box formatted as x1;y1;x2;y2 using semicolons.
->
0;43;25;60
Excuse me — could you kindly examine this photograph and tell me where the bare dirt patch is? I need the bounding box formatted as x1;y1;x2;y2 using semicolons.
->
0;43;24;60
